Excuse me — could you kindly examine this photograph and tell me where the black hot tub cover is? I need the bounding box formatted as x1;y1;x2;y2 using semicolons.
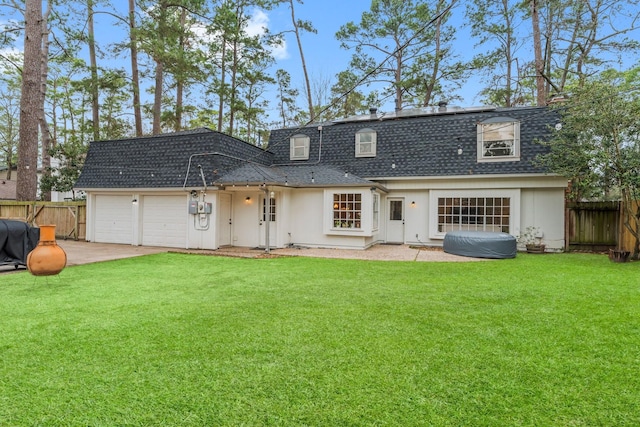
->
443;230;516;259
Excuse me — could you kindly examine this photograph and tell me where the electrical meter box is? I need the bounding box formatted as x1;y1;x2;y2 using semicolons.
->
188;201;212;214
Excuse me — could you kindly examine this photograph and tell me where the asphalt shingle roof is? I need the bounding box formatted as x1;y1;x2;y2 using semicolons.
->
75;106;558;190
75;128;272;189
268;106;557;178
215;164;380;188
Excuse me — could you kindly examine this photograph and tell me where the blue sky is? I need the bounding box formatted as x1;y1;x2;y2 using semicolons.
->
3;0;638;117
263;1;484;110
263;1;640;112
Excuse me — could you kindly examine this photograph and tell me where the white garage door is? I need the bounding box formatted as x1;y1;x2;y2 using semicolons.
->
94;195;133;244
142;195;188;248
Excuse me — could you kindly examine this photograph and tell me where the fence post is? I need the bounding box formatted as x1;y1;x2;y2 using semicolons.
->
74;205;79;240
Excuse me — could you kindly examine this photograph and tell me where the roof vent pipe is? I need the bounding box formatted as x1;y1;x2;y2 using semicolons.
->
438;101;448;112
369;107;378;118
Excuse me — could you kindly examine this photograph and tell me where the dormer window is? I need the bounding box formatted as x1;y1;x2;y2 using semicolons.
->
290;134;310;160
355;128;376;157
477;118;520;162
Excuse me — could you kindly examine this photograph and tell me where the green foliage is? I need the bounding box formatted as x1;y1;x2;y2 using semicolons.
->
274;68;300;127
1;253;639;424
39;141;87;199
539;69;640;200
537;68;640;255
327;70;371;118
336;0;468;110
466;0;532;106
0;71;21;176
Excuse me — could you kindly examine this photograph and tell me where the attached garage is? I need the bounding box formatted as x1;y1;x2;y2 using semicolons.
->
93;195;133;244
141;195;188;248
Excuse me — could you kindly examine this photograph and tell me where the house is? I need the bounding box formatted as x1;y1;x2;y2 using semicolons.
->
74;105;568;251
0;163;76;201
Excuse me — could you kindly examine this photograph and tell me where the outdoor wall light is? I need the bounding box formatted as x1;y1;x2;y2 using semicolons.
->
132;198;138;205
410;201;416;207
457;146;463;155
245;196;251;203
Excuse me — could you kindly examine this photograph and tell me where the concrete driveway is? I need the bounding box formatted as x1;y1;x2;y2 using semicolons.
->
63;242;485;264
57;240;168;266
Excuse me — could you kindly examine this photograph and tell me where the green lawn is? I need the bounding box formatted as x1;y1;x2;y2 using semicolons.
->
1;252;638;426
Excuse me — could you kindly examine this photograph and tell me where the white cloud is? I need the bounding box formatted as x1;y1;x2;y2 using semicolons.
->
246;9;269;37
248;9;289;60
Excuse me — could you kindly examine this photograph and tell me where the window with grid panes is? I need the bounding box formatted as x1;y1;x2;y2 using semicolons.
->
332;193;362;229
262;197;276;222
437;197;510;233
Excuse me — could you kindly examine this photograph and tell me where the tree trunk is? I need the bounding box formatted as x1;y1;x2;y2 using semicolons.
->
17;0;43;201
151;2;167;135
502;0;513;106
422;7;444;107
229;35;238;134
175;7;187;132
288;0;314;122
88;0;100;141
531;0;546;106
129;0;143;136
217;40;227;132
39;0;53;201
152;59;163;135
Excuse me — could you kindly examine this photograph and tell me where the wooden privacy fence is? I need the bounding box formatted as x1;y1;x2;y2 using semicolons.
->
566;201;637;252
0;201;86;240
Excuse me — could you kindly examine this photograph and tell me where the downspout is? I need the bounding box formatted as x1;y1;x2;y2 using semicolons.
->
263;187;270;253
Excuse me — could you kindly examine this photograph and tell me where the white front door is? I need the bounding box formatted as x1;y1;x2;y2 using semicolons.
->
259;194;277;248
218;193;232;247
386;198;405;243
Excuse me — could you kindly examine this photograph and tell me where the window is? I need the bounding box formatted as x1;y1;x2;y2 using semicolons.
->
477;118;520;161
262;197;276;222
332;193;362;229
355;129;376;157
290;134;310;160
372;193;380;230
389;200;403;221
437;197;511;233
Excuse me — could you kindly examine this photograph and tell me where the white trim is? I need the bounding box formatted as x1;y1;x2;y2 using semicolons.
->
290;134;310;160
477;120;520;162
429;189;521;239
355;128;377;158
323;189;375;236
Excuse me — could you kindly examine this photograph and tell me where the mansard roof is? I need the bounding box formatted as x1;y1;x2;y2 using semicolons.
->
76;106;558;191
75;128;272;189
267;105;557;178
